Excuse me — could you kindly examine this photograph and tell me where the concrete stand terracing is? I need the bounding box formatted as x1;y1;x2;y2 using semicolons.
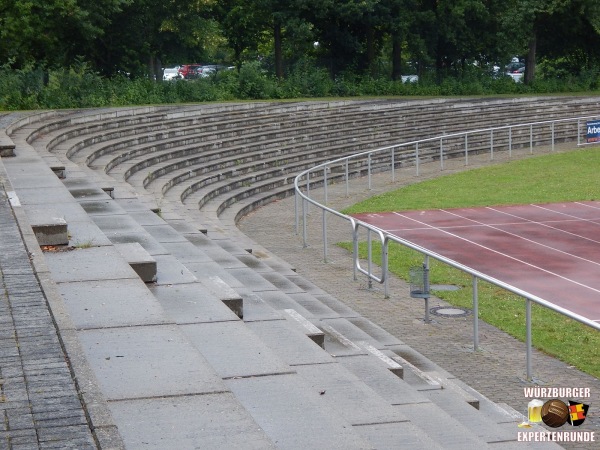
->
3;99;598;449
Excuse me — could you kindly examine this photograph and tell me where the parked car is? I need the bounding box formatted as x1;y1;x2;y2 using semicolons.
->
162;67;181;81
178;64;202;79
197;64;234;78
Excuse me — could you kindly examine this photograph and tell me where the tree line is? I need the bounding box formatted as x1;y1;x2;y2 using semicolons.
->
2;0;600;82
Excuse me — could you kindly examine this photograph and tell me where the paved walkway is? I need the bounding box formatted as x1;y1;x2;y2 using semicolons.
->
239;146;600;450
0;181;97;449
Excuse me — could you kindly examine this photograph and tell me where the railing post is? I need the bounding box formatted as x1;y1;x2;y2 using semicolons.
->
323;168;328;262
578;119;581;146
439;138;444;170
530;124;533;153
383;239;389;298
473;276;479;351
415;142;420;176
367;228;373;289
391;147;395;182
464;134;469;165
526;298;533;381
322;208;328;262
345;159;349;196
490;129;494;160
368;153;372;190
352;226;358;281
324;167;328;204
306;175;310;213
551;122;555;151
294;188;299;235
509;127;512;157
302;197;308;248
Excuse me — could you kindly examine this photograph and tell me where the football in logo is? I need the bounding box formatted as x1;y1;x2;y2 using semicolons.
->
541;399;569;428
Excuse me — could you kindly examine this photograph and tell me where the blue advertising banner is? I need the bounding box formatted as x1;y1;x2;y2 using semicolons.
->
586;120;600;143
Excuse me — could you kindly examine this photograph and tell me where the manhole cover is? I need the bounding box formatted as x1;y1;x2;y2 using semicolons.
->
430;306;471;317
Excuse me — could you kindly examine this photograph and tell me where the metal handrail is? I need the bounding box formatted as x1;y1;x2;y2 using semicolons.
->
293;114;600;380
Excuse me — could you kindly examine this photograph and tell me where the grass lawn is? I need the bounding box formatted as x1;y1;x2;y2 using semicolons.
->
339;147;600;378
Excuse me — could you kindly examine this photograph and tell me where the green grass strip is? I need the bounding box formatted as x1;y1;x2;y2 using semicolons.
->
338;147;600;378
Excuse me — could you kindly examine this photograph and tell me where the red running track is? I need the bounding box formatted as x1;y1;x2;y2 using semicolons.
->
352;201;600;327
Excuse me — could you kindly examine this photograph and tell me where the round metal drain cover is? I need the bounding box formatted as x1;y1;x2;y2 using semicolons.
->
430;306;471;317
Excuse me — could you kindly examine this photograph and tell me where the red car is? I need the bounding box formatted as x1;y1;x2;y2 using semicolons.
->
178;64;202;79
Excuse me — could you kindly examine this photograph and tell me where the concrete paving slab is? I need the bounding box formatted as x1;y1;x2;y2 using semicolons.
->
79;199;126;216
243;290;316;319
185;262;246;289
226;267;279;292
321;317;385;349
313;292;361;317
57;279;170;329
143;224;190;243
293;363;408;425
246;320;334;366
43;246;139;283
393;401;488;448
423;389;520;444
105;231;168;256
352;421;445;450
337;355;429;406
226;374;375;449
153;254;197;285
286;292;343;319
10;186;76;205
107;394;275;450
63;182;113;201
65;220;112;247
180;321;293;379
167;220;207;235
259;271;306;293
237;291;283;322
127;210;166;226
234;253;274;272
4;170;66;189
347;317;406;347
78;325;225;400
149;282;240;324
159;241;214;263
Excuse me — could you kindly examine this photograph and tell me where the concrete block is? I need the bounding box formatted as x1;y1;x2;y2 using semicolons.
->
114;242;157;283
27;210;68;246
0;136;15;157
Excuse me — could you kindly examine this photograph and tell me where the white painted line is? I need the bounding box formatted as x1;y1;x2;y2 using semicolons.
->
7;191;20;207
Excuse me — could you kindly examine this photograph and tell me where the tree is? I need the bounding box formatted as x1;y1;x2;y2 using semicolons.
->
0;0;129;69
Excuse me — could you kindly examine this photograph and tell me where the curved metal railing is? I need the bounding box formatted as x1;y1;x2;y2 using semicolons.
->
293;115;600;380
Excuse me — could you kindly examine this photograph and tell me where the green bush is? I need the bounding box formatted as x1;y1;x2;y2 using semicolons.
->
1;59;599;111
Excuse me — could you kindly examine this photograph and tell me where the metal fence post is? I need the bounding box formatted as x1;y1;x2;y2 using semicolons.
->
391;147;395;182
464;134;469;165
368;153;372;190
490;129;494;160
345;159;349;196
526;298;532;381
415;142;420;176
322;208;328;262
551;122;555;151
473;276;479;351
440;138;444;170
294;189;299;235
302;197;308;248
509;127;512;157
